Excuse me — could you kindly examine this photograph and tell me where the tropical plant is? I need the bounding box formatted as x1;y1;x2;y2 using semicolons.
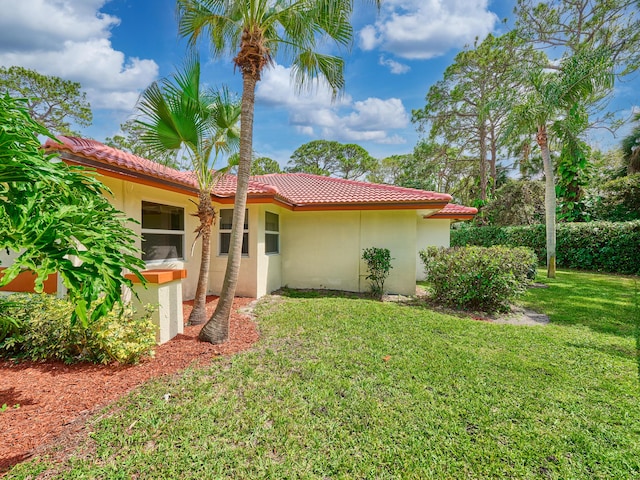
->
135;56;241;325
0;94;145;325
0;65;92;135
506;47;613;277
177;0;381;344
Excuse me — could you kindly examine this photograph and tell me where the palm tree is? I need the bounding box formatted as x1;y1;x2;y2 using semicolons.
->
621;113;640;175
136;56;240;325
177;0;381;344
508;48;613;278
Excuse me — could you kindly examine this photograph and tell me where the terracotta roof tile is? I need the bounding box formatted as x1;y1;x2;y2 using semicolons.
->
439;204;478;215
43;137;470;212
251;173;452;206
43;136;198;190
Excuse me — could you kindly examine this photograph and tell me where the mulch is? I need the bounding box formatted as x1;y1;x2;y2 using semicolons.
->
0;296;259;475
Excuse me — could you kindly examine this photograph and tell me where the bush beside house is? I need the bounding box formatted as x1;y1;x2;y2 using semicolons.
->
451;220;640;275
420;246;537;313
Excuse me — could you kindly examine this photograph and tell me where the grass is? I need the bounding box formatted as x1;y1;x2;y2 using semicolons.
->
7;270;640;479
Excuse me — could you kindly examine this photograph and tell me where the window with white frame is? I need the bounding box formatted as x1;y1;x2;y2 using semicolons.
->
219;209;248;255
265;211;279;254
141;201;185;262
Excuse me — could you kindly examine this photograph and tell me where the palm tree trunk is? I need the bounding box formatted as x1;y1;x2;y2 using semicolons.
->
537;124;557;278
188;190;214;325
199;73;256;344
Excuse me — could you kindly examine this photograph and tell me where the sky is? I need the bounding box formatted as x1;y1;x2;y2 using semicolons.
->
0;0;637;170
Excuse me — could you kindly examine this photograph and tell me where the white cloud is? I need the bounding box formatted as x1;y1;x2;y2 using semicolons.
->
256;64;409;145
359;0;498;60
0;0;158;112
379;56;411;74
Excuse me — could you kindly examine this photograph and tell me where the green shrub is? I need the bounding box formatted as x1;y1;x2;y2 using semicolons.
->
419;246;537;313
362;247;394;297
451;221;640;275
589;174;640;222
0;294;156;364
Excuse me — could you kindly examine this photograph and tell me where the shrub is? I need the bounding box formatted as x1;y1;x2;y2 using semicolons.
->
588;174;640;222
0;294;156;364
419;246;537;313
362;247;393;297
451;221;640;275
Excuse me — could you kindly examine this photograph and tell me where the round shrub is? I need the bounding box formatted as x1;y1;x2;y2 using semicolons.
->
0;293;156;364
419;246;537;313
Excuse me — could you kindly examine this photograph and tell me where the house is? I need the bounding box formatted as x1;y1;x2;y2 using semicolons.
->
1;136;476;298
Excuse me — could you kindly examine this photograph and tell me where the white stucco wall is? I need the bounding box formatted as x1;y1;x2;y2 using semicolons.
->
281;210;362;292
280;209;422;296
255;205;283;297
359;210;418;295
415;218;451;281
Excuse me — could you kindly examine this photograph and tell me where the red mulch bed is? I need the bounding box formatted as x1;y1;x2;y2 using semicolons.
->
0;296;258;474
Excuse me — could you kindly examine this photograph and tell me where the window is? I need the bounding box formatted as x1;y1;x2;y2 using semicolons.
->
219;209;248;255
141;201;185;262
265;211;279;254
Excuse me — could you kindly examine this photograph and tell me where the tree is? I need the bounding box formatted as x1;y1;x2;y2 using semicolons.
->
135;57;241;325
287;140;377;179
177;0;381;344
0;66;92;135
413;33;532;201
104;119;184;169
621;113;640;174
251;156;281;175
0;94;144;325
482;180;546;226
507;48;613;277
515;0;640;219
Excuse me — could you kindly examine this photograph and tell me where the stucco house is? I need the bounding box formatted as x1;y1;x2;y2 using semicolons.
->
1;136;476;299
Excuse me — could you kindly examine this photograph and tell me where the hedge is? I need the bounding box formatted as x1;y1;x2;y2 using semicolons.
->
451;220;640;275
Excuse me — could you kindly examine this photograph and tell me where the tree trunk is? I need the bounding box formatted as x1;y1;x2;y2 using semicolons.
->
490;124;497;196
537;124;557;278
188;190;215;325
479;122;488;202
199;72;256;344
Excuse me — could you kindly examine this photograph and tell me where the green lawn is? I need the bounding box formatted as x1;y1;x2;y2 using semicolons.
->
8;270;640;479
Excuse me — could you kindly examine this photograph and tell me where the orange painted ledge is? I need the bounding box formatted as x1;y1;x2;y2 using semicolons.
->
0;267;58;294
125;269;187;285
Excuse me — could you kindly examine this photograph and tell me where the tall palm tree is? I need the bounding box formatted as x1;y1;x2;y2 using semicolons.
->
508;48;613;278
177;0;381;344
136;56;240;325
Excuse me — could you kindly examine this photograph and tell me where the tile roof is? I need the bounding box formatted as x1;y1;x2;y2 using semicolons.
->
43;136;199;190
426;203;478;219
251;173;452;206
43;137;472;214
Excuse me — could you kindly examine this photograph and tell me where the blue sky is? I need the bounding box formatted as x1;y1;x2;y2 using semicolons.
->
0;0;637;169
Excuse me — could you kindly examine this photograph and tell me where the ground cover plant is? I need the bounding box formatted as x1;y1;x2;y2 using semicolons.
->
6;271;640;479
0;294;156;364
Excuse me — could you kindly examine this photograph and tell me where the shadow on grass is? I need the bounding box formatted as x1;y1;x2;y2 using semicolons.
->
276;287;376;301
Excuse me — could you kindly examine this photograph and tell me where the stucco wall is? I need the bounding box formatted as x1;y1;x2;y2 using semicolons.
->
415;217;451;280
255;205;282;297
281;210;362;292
359;210;418;295
280;209;421;296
